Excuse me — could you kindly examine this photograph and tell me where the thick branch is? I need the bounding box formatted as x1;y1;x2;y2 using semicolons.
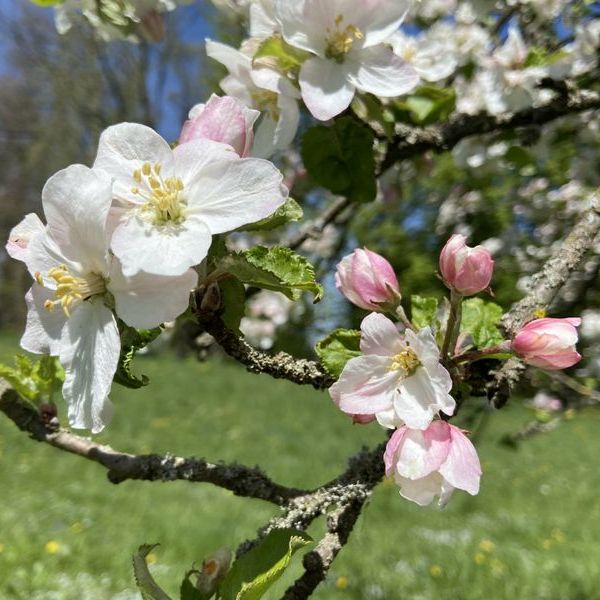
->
381;84;600;173
488;199;600;408
199;313;334;390
0;380;305;505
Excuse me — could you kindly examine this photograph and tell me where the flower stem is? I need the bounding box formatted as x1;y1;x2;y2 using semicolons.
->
441;289;463;359
394;304;417;332
453;342;512;363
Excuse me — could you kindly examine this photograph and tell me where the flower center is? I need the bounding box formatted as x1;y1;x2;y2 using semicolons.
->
251;90;280;120
131;162;186;225
38;265;106;317
389;348;421;376
325;14;363;63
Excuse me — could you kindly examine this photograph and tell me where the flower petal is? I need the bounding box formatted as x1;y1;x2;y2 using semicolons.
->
359;313;403;356
439;426;482;495
172;137;238;184
110;214;212;277
395;471;445;506
42;165;112;273
110;260;197;329
348;46;419;97
93;123;174;203
299;56;355;121
274;0;325;55
59;299;119;433
384;427;406;476
6;213;45;262
187;158;287;234
395;424;451;480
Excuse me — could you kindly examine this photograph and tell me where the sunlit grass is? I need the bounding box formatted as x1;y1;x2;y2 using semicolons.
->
1;334;599;599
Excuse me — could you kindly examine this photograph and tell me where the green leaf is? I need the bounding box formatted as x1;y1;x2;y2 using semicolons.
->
180;571;204;600
315;329;361;378
219;529;311;600
0;355;64;403
460;298;504;349
29;0;63;5
253;36;310;72
219;278;247;334
401;86;456;125
237;198;303;232
410;295;439;330
301;117;376;203
113;325;162;389
524;46;569;67
132;544;173;600
214;247;323;303
504;146;534;168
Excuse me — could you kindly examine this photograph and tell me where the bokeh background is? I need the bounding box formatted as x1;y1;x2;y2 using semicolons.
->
1;1;600;598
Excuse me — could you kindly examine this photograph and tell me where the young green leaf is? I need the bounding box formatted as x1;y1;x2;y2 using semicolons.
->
253;36;310;72
237;198;303;232
301;117;376;203
460;298;504;349
0;354;64;403
132;544;173;600
315;329;361;378
410;295;440;330
218;529;311;600
219;278;247;334
113;325;162;389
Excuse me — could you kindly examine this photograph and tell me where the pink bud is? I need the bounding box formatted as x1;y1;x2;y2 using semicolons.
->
335;248;400;311
384;421;481;507
179;94;260;157
512;317;582;370
352;413;376;424
439;234;494;296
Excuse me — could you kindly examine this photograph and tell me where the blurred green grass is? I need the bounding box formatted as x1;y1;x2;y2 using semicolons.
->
1;332;600;600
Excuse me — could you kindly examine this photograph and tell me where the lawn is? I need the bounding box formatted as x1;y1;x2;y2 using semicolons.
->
0;333;599;600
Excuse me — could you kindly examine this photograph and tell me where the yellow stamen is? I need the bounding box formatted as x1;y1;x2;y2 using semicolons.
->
41;264;105;317
389;347;421;376
325;14;363;63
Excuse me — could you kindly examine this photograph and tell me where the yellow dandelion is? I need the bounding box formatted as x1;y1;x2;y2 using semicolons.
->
552;529;565;543
474;552;486;565
45;541;60;554
542;539;553;550
429;565;443;578
335;576;349;590
479;539;495;553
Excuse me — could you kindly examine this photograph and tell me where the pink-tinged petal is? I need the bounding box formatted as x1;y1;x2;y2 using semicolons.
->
6;213;45;262
439;234;465;284
331;355;399;415
525;351;582;370
299;56;355;121
439;425;482;496
384;427;406;476
109;260;197;329
111;215;212;277
93;123;174;203
395;471;444;506
360;313;403;356
352;413;376;424
42;165;112;274
396;423;451;480
404;327;442;370
59;299;119;433
347;46;419;97
20;285;67;356
186;158;287;234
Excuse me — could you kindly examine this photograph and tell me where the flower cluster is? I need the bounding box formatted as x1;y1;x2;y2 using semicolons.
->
8;116;288;432
330;239;583;506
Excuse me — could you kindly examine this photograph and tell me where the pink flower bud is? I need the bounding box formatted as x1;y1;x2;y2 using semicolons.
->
512;317;582;370
179;94;260;157
335;248;400;311
384;421;481;507
439;234;494;296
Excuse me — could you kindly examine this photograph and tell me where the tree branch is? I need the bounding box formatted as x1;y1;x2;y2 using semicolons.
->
0;380;305;505
488;198;600;408
381;83;600;173
198;313;335;390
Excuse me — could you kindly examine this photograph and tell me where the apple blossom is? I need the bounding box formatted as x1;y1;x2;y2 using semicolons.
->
330;313;455;430
384;421;482;507
274;0;419;121
512;318;582;370
335;248;400;311
93;122;287;276
6;213;45;262
179;94;259;157
205;40;301;158
439;234;494;296
16;164;197;432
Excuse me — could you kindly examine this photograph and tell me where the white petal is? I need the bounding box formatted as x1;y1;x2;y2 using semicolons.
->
348;46;419;97
205;39;253;80
109;260;197;329
396;368;445;429
406;327;442;369
395;423;451;480
252;116;279;159
395;471;444;506
331;354;399;415
42;165;112;273
110;214;212;277
360;313;403;356
6;213;45;262
187;158;287;234
93;123;174;203
299;56;355;120
439;427;482;495
375;406;404;429
172;138;237;184
20;285;67;356
59;299;119;433
354;0;410;48
274;0;325;55
25;230;77;283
